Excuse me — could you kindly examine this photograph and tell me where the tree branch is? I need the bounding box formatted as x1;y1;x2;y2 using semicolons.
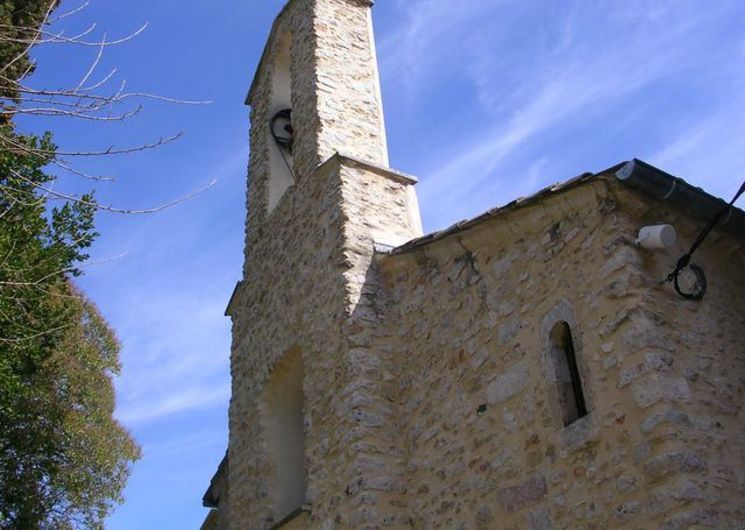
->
9;169;218;214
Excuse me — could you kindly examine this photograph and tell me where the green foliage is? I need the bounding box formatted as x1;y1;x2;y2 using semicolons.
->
0;283;140;530
0;131;140;530
0;0;60;105
0;125;97;414
0;2;141;527
0;278;139;529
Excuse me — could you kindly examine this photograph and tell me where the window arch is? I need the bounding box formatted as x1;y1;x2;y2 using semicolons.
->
261;349;307;521
549;322;588;427
267;31;294;213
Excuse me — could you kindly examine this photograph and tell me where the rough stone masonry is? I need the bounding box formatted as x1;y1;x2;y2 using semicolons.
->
200;1;745;529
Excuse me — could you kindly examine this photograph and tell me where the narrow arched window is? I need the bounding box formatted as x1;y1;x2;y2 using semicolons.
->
550;322;588;426
267;31;295;213
262;349;307;521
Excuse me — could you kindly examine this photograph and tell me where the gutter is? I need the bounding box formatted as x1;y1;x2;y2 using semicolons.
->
616;159;745;240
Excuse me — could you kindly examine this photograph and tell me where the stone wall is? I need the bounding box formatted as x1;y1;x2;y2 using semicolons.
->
378;176;745;529
228;153;420;528
230;0;424;526
245;0;387;247
225;0;745;528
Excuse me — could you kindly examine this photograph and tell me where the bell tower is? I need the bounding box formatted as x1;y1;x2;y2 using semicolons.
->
226;0;422;528
244;0;404;230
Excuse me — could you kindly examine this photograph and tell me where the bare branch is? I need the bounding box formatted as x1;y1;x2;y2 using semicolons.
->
0;23;97;46
9;169;219;215
47;1;91;24
51;159;115;182
1;104;144;121
0;182;53;208
0;199;18;220
0;0;57;75
0;240;18;270
2;74;210;107
0;131;182;157
0;22;149;48
81;67;117;92
112;92;212;106
0;322;72;345
0;252;128;288
75;32;105;90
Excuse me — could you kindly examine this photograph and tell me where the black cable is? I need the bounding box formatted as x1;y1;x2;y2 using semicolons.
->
277;143;296;183
666;179;745;299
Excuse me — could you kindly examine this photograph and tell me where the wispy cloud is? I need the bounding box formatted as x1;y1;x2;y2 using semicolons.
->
113;288;231;387
419;40;685;206
377;0;745;229
143;429;226;458
649;87;745;200
80;145;246;426
118;385;230;425
378;0;508;100
108;232;235;425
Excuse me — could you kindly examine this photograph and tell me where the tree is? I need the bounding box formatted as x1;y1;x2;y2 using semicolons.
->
0;126;96;410
0;115;140;529
0;0;213;209
0;0;60;108
0;0;195;527
0;284;140;529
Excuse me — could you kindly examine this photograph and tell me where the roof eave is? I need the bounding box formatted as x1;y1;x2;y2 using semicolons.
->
202;454;228;509
387;159;745;257
615;159;745;240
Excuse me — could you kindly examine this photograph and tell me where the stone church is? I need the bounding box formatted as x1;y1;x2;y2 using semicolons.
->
201;0;745;528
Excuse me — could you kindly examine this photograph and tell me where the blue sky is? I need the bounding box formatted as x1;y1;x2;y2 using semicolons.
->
20;0;745;528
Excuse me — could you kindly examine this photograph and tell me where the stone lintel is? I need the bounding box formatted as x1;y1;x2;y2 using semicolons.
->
245;0;375;106
315;152;418;185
